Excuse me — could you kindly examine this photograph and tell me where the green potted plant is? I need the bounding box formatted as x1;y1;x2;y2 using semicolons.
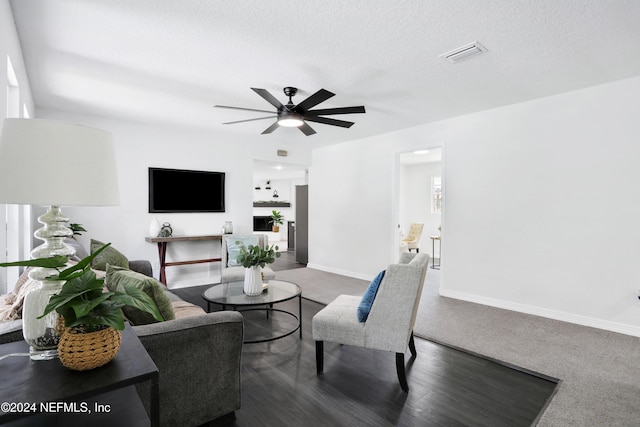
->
269;210;284;232
0;243;163;370
68;223;86;240
235;242;281;296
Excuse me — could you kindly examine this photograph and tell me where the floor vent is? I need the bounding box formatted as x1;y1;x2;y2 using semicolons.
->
439;42;487;63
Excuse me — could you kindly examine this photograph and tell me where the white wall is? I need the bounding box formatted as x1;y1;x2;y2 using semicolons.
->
34;110;311;287
310;75;640;336
309;136;399;279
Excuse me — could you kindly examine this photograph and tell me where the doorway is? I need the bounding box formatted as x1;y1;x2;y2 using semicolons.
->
252;160;307;251
396;147;442;264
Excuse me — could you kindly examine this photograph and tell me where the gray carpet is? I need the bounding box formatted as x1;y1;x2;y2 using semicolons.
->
275;267;640;427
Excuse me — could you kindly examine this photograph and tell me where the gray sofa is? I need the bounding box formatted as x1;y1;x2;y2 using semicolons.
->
0;257;243;427
134;307;243;427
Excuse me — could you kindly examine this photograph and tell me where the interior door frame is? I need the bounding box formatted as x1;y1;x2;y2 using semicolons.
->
392;142;445;286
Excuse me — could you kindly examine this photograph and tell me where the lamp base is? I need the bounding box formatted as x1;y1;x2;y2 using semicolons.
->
22;279;65;360
30;205;74;259
29;348;59;361
23;206;74;360
29;206;74;282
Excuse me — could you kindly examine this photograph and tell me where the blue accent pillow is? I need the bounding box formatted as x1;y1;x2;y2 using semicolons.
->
226;236;259;267
357;270;386;322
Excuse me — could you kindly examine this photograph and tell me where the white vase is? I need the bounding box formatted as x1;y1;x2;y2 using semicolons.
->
243;266;263;296
149;216;161;237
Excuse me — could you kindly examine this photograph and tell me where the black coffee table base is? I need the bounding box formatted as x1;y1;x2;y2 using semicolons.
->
202;280;303;344
230;305;301;344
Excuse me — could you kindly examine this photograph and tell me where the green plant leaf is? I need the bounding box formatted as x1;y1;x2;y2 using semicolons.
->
112;284;164;322
68;292;114;319
57;243;111;279
235;243;280;268
32;242;165;331
65;301;126;331
0;255;68;269
56;305;78;326
39;269;105;318
69;223;86;236
61;268;104;293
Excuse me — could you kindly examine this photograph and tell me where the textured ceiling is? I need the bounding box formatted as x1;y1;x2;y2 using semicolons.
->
9;0;640;151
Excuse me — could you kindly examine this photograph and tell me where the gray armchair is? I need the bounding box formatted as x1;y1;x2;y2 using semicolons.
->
221;234;276;283
312;252;430;391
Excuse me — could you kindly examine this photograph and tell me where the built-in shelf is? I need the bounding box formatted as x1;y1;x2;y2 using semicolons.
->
253;201;291;207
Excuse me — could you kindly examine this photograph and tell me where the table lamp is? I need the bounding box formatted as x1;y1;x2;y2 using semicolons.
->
0;118;120;359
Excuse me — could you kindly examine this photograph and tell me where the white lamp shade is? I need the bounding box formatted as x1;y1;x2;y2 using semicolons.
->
0;118;120;206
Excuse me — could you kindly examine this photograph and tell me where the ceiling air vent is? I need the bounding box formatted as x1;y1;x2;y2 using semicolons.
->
439;41;487;64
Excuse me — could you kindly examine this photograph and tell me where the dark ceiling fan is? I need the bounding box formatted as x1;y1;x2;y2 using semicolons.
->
214;87;366;136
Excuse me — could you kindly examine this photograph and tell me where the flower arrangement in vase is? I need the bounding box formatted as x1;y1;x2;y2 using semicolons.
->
235;242;281;296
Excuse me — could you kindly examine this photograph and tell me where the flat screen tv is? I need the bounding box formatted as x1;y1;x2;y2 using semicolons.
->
149;167;225;213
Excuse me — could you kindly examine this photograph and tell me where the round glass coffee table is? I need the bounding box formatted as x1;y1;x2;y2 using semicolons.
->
202;280;302;344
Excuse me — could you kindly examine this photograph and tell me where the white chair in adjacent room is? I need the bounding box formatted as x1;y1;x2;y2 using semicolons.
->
402;223;424;253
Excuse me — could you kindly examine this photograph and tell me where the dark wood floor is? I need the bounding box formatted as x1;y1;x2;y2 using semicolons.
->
171;285;557;427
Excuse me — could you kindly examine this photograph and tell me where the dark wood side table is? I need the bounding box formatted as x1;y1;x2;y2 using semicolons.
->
0;324;159;426
145;234;223;285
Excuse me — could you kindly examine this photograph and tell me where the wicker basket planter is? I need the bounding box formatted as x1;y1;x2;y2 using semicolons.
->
58;326;122;371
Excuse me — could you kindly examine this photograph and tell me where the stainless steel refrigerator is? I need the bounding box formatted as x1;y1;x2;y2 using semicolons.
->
295;185;308;264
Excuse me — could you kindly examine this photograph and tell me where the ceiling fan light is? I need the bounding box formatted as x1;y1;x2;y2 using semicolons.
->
278;113;304;127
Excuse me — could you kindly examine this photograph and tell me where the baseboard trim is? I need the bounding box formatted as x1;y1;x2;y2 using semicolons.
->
305;263;372;281
440;289;640;337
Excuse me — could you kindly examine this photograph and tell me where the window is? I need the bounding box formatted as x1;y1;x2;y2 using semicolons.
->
2;55;31;292
6;55;19;117
431;176;442;214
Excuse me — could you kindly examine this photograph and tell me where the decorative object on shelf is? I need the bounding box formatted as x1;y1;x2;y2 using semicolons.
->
223;221;234;234
265;180;271;190
269;210;284;232
149;216;162;237
0;243;163;365
235;242;281;296
272;190;279;198
159;222;173;237
0;118;120;360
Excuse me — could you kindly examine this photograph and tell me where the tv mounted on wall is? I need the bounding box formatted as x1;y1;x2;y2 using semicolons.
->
149;167;225;213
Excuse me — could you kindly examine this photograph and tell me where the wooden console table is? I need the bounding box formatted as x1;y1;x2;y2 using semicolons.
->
145;235;223;285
